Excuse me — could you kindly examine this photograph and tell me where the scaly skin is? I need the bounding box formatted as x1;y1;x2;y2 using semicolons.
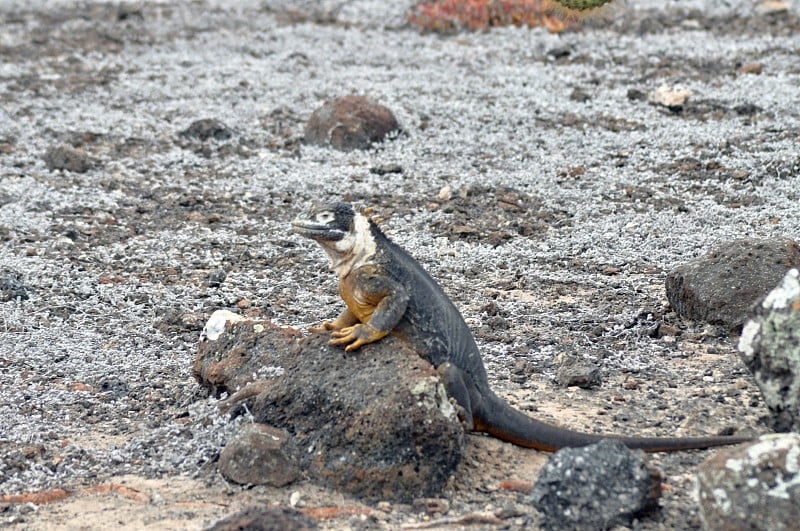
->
292;202;755;452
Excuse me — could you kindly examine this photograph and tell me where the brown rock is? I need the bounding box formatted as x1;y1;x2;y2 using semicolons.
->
665;237;800;329
218;424;299;487
304;95;400;151
195;318;465;502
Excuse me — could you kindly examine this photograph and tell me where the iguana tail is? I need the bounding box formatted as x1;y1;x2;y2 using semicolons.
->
475;393;753;453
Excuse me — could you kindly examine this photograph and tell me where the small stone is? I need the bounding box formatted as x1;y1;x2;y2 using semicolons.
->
0;270;32;302
737;63;763;75
43;144;92;173
208;269;227;288
218;424;300;487
656;323;681;337
530;439;662;530
555;356;601;389
755;0;790;16
413;498;449;516
569;89;591;102
289;490;302;507
179;118;233;141
99;376;130;399
696;434;800;531
369;163;403;175
626;88;647;101
648;85;691;110
304;95;401;151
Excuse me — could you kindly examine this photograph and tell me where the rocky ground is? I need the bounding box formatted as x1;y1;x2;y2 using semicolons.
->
1;0;798;529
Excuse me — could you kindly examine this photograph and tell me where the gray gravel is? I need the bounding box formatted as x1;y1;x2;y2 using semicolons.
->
0;0;797;528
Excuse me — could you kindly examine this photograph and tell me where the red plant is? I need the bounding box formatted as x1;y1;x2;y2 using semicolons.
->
408;0;573;32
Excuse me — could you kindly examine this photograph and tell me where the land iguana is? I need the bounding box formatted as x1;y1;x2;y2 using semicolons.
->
292;202;753;452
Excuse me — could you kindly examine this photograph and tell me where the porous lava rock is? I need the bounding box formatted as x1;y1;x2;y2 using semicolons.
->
695;434;800;531
666;237;800;328
304;95;400;151
194;317;465;502
207;506;318;531
529;439;662;530
738;268;800;432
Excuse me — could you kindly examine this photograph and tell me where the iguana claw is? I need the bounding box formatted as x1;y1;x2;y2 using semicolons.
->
329;323;387;352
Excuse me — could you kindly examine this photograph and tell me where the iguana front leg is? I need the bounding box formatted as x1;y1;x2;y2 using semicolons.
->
329;266;409;352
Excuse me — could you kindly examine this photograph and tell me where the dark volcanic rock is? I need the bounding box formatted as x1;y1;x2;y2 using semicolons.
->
696;434;800;531
666;237;800;328
738;268;800;432
207;506;318;531
179;118;234;141
43;144;92;173
529;439;662;530
0;270;32;302
304;95;400;151
194;317;465;502
218;424;299;487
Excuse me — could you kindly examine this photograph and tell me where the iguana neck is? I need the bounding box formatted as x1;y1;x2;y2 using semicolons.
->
320;212;377;278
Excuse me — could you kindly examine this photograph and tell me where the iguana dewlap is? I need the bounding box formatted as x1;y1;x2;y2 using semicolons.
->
292;202;752;452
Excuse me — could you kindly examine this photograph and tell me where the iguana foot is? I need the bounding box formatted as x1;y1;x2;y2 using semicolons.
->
329;323;387;352
309;321;337;333
449;397;474;431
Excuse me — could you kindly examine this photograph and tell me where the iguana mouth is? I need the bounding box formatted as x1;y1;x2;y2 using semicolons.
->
291;219;345;241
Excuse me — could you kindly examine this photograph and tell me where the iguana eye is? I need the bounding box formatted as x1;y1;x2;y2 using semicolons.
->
315;211;335;224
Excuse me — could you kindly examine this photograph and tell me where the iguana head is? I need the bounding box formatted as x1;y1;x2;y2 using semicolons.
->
292;202;356;242
292;202;377;276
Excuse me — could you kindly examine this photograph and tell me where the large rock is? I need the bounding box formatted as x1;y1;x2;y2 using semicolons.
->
738;268;800;432
303;95;400;151
529;439;662;530
666;237;800;328
194;314;465;502
695;433;800;531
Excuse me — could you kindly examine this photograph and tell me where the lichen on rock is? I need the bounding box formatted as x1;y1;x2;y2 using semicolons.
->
738;268;800;432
